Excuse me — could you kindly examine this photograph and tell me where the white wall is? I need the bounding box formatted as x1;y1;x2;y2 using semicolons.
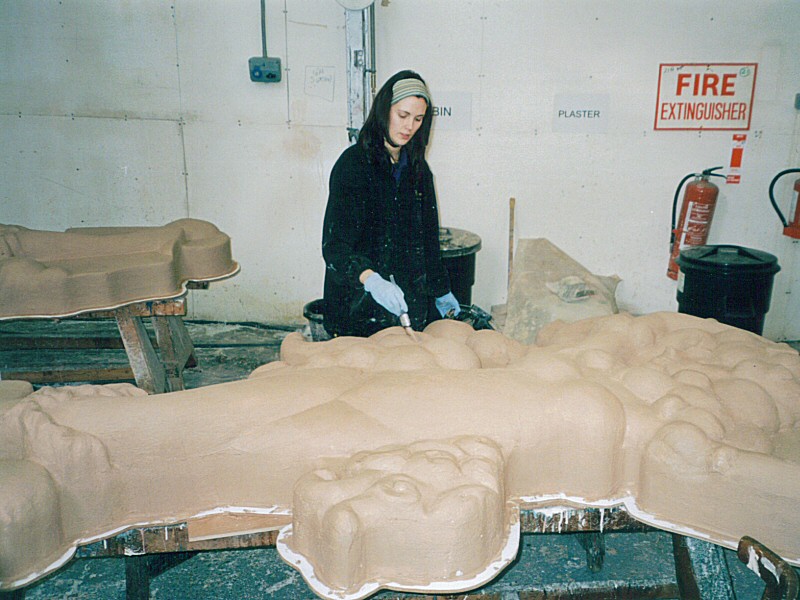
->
1;1;798;339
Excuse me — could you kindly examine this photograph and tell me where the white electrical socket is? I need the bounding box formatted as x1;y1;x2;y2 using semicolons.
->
249;57;281;83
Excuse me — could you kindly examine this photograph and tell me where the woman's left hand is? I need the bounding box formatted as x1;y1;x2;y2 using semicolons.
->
435;292;461;317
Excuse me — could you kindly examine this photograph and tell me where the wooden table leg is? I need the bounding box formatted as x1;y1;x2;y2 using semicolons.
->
578;531;606;573
125;552;196;600
673;534;735;599
116;310;167;394
151;316;195;392
125;555;152;600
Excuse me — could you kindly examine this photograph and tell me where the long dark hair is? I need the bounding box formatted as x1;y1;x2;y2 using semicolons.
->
358;70;433;172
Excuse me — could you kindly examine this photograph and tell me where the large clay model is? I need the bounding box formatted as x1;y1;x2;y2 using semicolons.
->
0;218;239;319
1;312;799;598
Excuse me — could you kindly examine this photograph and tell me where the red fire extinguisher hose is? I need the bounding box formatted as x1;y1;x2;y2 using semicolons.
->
768;168;800;228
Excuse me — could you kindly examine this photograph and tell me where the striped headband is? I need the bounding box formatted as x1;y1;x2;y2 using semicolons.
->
391;78;431;105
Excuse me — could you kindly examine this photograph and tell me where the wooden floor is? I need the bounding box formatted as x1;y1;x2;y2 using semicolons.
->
1;318;793;599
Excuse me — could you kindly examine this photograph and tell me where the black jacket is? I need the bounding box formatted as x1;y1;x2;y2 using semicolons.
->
322;144;451;337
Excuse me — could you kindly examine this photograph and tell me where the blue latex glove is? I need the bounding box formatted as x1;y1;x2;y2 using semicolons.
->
364;273;408;316
435;291;460;317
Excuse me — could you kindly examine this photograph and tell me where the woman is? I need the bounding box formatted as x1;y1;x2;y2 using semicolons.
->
321;70;460;337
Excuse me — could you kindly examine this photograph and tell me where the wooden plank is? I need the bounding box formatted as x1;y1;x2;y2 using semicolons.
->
519;506;649;534
381;594;503;600
518;583;679;599
2;367;134;384
76;507;644;558
84;297;187;319
186;513;289;542
76;522;281;557
187;529;280;552
76;524;190;558
0;336;128;350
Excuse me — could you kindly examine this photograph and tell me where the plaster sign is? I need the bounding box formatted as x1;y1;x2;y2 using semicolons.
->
553;93;610;133
1;312;799;598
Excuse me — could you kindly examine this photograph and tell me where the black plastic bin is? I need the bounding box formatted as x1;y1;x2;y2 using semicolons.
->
439;227;482;305
303;298;331;342
676;244;780;335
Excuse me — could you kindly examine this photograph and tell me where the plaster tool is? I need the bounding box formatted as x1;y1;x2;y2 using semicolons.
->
390;275;418;341
398;312;418;341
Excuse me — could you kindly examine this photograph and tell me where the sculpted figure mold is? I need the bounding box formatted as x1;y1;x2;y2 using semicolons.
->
0;218;238;319
0;312;798;598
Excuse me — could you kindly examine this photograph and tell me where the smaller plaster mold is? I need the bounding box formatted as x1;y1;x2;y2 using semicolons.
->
0;218;239;319
280;436;516;598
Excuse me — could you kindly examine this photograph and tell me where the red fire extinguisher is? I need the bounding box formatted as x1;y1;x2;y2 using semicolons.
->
768;168;800;239
667;166;726;280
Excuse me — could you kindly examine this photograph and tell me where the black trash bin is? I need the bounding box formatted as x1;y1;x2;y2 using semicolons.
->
439;227;482;305
676;244;780;335
303;298;331;342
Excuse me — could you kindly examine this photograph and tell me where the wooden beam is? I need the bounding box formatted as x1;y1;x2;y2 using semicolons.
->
2;367;134;385
116;309;167;394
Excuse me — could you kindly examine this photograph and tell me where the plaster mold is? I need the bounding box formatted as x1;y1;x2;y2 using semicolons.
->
0;218;239;319
282;436;517;598
1;312;799;598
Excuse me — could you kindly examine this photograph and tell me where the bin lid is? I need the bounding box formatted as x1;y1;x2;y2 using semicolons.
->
677;245;780;275
439;227;482;258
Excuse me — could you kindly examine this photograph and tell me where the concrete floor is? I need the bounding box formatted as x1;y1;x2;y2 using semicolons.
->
1;319;796;599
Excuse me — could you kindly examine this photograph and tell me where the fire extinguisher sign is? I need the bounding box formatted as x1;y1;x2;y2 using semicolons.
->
654;63;757;131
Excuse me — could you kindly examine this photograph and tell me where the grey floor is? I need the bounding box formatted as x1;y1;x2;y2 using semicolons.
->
1;320;797;599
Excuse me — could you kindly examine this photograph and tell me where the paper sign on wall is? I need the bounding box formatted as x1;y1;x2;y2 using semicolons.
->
432;92;472;131
553;94;610;133
726;133;747;184
654;63;757;131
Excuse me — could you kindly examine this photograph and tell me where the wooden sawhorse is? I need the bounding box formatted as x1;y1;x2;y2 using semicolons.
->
1;294;198;394
96;296;197;394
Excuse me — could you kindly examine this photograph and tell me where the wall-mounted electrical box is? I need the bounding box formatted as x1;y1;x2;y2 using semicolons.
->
249;56;281;83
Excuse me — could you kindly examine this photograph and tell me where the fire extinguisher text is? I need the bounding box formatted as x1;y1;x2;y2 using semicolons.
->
676;73;737;96
660;102;748;121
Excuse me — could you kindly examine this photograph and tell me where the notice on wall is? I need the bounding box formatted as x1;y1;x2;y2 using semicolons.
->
305;66;335;102
432;92;472;130
654;63;757;131
726;133;747;184
553;94;609;133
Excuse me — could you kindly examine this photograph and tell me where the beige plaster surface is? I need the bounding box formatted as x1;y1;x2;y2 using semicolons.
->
1;312;799;598
0;218;239;319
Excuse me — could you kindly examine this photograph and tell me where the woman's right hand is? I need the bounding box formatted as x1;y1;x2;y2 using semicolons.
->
363;273;408;316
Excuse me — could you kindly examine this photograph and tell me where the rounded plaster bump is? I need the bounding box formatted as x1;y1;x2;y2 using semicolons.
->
714;378;780;433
